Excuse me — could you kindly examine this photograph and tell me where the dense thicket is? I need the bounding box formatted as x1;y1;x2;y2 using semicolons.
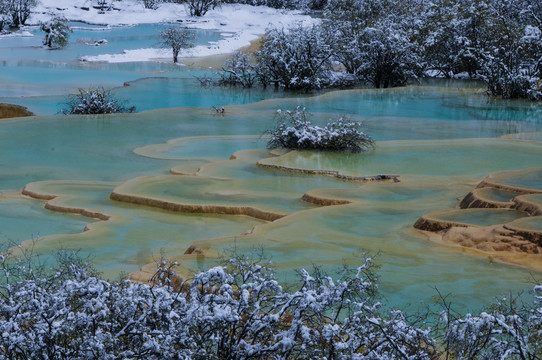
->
0;0;36;29
1;250;542;359
218;0;542;99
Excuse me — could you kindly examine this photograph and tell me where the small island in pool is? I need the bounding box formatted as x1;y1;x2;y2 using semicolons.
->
0;103;33;119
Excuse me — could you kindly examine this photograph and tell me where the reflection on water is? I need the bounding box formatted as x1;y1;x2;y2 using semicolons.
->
1;62;542;312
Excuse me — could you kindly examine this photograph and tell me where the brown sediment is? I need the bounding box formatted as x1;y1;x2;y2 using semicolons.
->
414;225;542;272
301;192;352;206
43;202;110;221
513;195;542;216
21;186;57;200
110;189;286;222
0;103;34;119
458;188;515;209
415;168;542;271
413;214;473;232
256;161;399;183
22;182;112;221
503;222;542;247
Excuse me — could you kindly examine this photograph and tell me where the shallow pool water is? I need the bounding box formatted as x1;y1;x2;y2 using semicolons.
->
438;208;527;226
3;25;542;312
492;169;542;191
508;216;542;232
477;187;519;203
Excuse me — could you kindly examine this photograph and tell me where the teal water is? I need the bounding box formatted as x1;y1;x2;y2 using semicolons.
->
508;216;542;232
494;169;542;191
440;209;527;226
0;195;91;243
2;24;542;312
477;188;518;203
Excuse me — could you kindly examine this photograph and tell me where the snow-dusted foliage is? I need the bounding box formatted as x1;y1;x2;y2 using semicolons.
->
5;248;542;359
41;16;72;49
256;24;333;90
443;286;542;359
219;51;258;88
142;0;161;9
0;13;9;33
266;107;375;152
0;250;437;359
0;0;36;28
419;0;542;99
159;26;194;63
323;0;423;88
61;88;135;115
222;0;322;10
185;0;220;16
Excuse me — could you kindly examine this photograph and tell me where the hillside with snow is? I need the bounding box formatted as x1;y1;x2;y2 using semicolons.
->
27;0;318;61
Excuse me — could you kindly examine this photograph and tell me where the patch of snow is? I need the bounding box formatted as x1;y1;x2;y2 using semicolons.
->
26;0;319;62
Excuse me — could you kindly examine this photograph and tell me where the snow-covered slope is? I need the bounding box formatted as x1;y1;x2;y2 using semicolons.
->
28;0;318;61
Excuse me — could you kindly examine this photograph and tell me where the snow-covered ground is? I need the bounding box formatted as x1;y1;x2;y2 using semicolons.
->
26;0;318;62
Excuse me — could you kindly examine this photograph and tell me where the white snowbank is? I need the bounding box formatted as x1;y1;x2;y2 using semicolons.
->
29;0;318;62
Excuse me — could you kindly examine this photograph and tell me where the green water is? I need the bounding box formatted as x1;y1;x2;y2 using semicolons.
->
508;216;542;232
2;40;542;313
439;208;527;226
492;169;542;191
2;84;542;312
20;181;264;276
477;187;518;203
259;139;542;178
0;195;91;243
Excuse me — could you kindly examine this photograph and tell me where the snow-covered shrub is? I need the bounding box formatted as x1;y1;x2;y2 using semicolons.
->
219;51;258;88
185;0;220;16
61;88;135;115
256;24;333;90
0;10;9;32
95;0;112;12
142;0;161;9
159;26;194;63
266;107;375;152
0;0;36;28
41;16;72;49
0;249;437;359
480;22;542;100
443;287;542;359
323;0;422;88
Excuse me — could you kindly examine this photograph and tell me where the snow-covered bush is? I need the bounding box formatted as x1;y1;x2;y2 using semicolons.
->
0;0;36;28
323;0;422;88
142;0;161;9
266;107;375;152
185;0;220;16
0;249;438;359
6;247;542;359
222;0;321;10
219;51;258;88
417;0;542;99
41;16;72;49
61;88;135;115
159;26;194;63
256;24;333;90
0;13;9;33
442;286;542;359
